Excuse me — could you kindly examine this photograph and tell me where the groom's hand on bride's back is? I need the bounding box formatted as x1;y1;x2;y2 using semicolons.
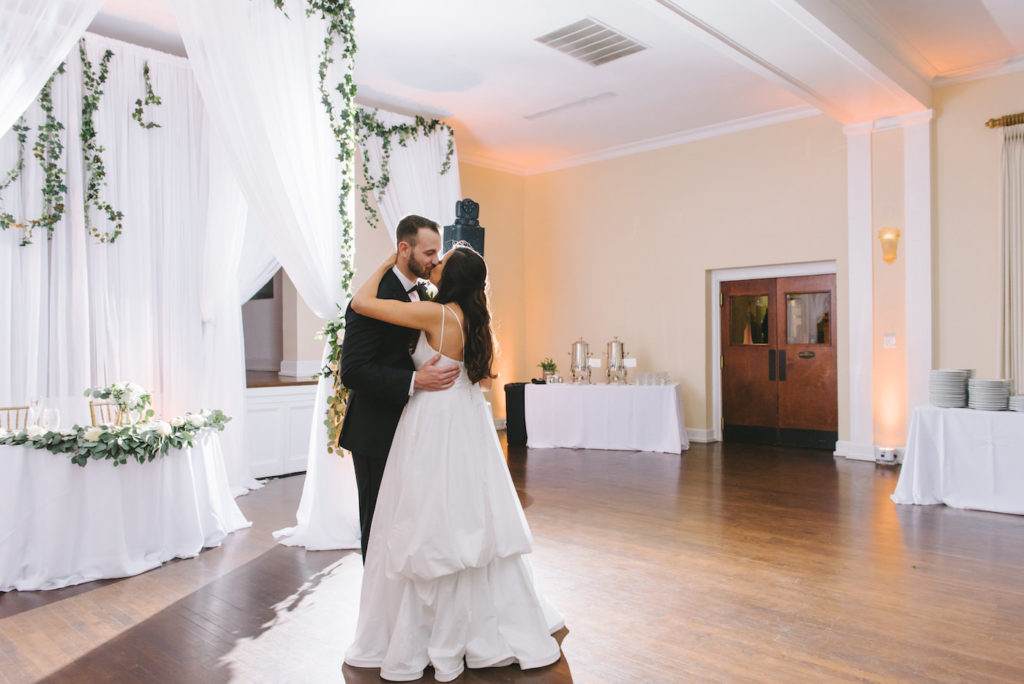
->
414;354;460;391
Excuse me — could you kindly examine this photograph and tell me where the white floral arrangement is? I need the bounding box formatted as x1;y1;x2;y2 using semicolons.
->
0;408;230;467
84;381;155;423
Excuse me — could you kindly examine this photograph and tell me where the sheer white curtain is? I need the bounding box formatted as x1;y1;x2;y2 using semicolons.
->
199;137;280;495
361;108;462;240
0;0;103;136
0;35;265;495
175;0;360;548
1001;124;1024;394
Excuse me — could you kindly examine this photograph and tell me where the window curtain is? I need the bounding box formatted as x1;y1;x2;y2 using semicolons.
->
0;34;262;493
174;0;361;549
1001;124;1024;395
360;108;462;243
0;0;103;136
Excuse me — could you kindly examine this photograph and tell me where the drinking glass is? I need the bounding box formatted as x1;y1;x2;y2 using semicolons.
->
41;408;60;430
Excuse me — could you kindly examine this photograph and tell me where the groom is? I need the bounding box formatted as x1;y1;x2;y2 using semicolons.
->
339;215;460;559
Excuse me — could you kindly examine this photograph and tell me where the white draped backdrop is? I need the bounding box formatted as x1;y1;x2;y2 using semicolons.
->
2;1;460;550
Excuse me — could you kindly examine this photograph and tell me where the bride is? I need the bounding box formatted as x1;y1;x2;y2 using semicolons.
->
343;244;564;681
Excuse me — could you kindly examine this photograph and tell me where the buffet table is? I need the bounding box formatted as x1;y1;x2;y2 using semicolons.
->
891;406;1024;515
524;383;688;454
0;431;251;591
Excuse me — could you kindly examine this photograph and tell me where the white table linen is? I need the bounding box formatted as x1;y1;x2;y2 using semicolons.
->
891;406;1024;515
524;383;688;454
0;432;251;591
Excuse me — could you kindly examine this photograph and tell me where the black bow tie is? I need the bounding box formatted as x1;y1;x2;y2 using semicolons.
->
407;284;419;294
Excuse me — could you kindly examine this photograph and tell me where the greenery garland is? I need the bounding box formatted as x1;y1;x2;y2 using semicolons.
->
0;66;68;246
354;109;455;230
0;410;230;468
132;62;163;129
80;40;125;244
269;0;456;453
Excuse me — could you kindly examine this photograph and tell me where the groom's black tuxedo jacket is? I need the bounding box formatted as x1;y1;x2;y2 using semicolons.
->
338;269;418;460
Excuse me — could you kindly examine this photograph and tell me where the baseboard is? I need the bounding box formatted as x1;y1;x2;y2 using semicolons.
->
494;418;507;431
686;427;717;443
246;358;280;372
834;440;876;461
279;360;321;378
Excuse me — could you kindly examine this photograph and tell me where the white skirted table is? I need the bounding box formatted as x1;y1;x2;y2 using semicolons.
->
0;431;251;591
891;406;1024;515
524;383;688;454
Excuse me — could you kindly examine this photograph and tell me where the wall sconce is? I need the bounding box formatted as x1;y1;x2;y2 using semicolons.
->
878;227;900;264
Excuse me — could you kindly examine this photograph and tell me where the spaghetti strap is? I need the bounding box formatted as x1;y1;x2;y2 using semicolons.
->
443;304;464;344
439;303;446;352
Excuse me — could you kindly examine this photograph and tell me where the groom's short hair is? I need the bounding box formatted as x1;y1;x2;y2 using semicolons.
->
396;215;440;246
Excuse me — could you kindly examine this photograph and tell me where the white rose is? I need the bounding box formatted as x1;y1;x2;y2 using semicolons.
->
26;425;46;439
188;414;206;427
170;416;184;427
61;428;76;436
155;421;172;437
0;426;8;438
83;426;103;442
200;408;211;418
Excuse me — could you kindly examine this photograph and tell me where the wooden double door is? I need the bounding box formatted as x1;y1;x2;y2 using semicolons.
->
721;274;837;449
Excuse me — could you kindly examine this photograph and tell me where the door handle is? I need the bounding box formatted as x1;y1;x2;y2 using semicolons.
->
768;349;776;381
779;349;787;381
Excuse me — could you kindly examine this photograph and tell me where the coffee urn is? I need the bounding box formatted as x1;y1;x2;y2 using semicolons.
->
606;337;628;384
569;337;591;384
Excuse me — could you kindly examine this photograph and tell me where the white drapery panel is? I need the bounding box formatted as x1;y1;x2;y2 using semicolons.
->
1001;124;1024;395
173;0;342;318
175;0;360;547
0;34;259;494
0;0;103;136
360;108;462;242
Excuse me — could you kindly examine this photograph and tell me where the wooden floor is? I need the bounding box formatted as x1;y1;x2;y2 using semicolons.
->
2;440;1023;683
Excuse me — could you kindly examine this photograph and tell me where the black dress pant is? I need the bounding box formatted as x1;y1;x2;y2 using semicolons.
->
351;451;388;561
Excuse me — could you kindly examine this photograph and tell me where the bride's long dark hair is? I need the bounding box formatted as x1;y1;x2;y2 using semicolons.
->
434;245;495;384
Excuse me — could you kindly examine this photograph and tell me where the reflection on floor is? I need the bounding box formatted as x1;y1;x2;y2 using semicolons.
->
2;440;1023;682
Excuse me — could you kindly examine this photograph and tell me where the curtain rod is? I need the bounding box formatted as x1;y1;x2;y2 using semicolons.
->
985;112;1024;128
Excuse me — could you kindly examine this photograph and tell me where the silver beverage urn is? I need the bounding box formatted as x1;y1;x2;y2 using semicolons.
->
569;337;592;384
606;337;628;384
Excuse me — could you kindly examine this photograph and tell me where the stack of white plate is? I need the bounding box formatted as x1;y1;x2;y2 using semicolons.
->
929;369;971;408
1009;395;1024;412
967;378;1011;410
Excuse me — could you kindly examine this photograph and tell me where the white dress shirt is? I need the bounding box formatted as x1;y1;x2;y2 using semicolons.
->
392;266;419;395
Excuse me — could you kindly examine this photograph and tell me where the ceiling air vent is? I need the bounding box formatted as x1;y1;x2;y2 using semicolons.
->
535;18;646;67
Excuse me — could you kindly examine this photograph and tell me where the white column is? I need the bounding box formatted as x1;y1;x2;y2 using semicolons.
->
837;122;875;460
902;111;933;426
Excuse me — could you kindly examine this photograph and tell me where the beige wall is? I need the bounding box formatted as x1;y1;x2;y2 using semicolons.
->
933;70;1024;376
518;114;849;432
280;270;326;370
458;165;526;419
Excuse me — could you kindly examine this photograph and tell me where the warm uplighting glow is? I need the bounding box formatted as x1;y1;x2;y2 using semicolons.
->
878;227;900;264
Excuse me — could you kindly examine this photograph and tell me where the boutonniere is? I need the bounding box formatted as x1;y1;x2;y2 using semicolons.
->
419;282;437;301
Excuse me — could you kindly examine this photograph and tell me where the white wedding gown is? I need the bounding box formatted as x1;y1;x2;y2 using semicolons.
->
345;307;563;682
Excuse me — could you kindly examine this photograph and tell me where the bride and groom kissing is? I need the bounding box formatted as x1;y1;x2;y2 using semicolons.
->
338;215;564;681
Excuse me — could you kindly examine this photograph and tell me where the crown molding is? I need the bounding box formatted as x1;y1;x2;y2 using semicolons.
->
932;54;1024;88
521;105;820;176
457;153;530;176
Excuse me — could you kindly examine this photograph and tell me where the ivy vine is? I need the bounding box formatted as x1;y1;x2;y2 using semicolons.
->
354;108;455;230
132;62;162;129
268;0;457;452
80;40;124;244
0;65;67;246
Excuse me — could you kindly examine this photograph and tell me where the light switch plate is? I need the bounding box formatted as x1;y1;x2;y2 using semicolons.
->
883;333;896;348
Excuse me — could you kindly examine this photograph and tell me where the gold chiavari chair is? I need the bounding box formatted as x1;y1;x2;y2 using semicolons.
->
1;406;31;431
89;401;119;426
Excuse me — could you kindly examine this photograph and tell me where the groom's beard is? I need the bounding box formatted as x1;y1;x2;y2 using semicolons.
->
408;258;432;280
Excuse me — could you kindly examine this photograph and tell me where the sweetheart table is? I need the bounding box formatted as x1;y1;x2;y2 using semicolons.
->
0;431;251;592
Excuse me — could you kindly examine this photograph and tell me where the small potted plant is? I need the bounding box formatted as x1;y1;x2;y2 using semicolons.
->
538;357;558;382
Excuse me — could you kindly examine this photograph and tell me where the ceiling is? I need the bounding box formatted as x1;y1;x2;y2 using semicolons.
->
88;0;1024;175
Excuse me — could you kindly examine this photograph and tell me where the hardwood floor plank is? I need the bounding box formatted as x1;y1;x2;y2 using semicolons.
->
2;441;1023;682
